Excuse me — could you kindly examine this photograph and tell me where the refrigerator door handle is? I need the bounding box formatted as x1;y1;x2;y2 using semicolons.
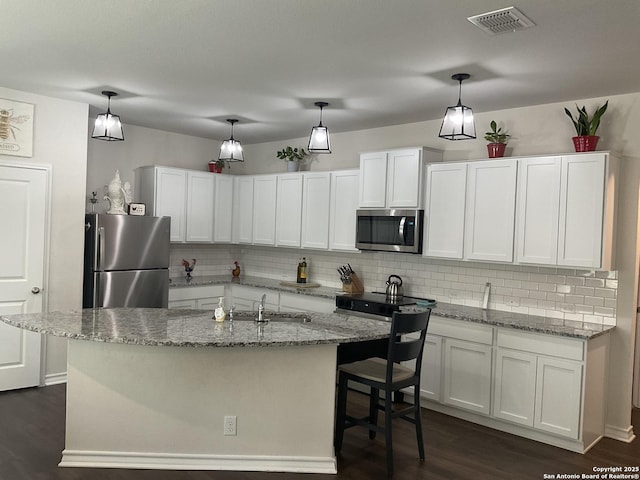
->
93;274;101;308
97;226;105;271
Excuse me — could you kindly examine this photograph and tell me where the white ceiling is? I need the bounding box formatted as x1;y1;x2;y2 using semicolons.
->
3;0;639;144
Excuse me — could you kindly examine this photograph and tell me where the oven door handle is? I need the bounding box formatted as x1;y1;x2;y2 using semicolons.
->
398;216;406;241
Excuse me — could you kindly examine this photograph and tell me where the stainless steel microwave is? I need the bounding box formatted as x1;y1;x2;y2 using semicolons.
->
356;209;424;254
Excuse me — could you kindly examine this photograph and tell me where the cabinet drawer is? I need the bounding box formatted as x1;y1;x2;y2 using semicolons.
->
497;329;584;361
168;285;225;302
430;316;493;345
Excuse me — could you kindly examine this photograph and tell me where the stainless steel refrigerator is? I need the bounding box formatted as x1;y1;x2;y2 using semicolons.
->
82;213;171;308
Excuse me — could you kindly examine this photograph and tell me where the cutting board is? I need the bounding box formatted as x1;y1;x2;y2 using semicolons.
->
280;281;321;289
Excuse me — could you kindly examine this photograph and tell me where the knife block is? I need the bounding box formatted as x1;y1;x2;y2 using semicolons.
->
342;273;364;294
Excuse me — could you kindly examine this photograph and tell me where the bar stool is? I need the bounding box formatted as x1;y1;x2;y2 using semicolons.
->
334;309;431;476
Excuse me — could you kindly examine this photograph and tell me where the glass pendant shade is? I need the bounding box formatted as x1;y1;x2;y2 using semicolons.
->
308;102;331;154
218;119;244;162
438;74;476;141
91;91;124;141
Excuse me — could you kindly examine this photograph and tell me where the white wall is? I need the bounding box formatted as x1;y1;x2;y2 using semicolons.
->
86;123;220;213
0;86;88;381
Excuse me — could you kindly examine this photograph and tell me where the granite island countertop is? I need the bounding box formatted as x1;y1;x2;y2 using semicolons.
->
0;308;392;347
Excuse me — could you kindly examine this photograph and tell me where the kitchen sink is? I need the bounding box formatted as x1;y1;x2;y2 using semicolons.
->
230;312;312;324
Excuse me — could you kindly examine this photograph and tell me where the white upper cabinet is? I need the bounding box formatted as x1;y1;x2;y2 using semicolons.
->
252;175;278;245
301;172;331;249
329;169;359;251
358;151;388;208
185;171;214;242
213;174;234;243
424;162;467;259
135;166;187;242
386;148;423;208
275;173;303;247
517;152;616;269
516;156;562;265
359;147;442;209
557;154;609;268
464;159;518;262
233;175;254;244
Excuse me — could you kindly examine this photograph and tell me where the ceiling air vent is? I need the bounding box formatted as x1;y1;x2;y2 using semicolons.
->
468;6;535;35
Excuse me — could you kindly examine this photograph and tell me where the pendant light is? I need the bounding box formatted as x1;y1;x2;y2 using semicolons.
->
438;73;476;140
91;90;124;141
218;118;244;162
308;101;331;154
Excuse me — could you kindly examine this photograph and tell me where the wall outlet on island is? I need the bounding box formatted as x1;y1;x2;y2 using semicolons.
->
224;415;237;436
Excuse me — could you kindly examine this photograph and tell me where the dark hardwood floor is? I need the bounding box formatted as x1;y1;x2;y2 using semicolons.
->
1;384;638;480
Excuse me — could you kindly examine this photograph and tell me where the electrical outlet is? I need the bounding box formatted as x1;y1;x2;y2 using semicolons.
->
224;415;237;436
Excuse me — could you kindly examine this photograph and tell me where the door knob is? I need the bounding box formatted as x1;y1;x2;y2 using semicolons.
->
31;287;41;294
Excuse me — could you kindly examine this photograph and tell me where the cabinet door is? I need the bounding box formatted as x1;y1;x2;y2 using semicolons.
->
329;169;359;251
278;292;334;313
424;162;467;259
213;174;234;243
185;171;214;243
534;357;583;439
233;176;254;244
359;152;388;208
155;167;187;242
516;157;562;265
442;338;492;414
301;172;331;249
168;299;196;309
493;349;537;427
420;334;442;401
275;174;303;247
387;148;422;208
253;175;278;245
557;154;606;268
464;159;517;262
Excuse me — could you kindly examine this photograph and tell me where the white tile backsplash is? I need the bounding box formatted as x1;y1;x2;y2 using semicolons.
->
170;244;618;325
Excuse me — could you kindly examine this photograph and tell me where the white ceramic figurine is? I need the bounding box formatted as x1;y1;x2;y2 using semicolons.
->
104;170;132;215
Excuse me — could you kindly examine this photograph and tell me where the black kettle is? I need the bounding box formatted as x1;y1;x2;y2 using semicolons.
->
385;275;404;300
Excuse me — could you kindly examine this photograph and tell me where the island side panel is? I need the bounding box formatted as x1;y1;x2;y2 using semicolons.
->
61;340;338;473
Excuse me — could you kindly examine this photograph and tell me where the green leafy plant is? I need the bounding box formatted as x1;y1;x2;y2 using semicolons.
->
276;146;307;162
484;120;510;144
564;100;608;136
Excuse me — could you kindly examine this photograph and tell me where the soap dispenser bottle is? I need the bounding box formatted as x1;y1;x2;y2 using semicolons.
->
214;297;226;322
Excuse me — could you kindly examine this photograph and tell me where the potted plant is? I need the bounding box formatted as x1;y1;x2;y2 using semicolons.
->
484;120;510;158
208;159;225;173
276;146;307;172
564;100;608;152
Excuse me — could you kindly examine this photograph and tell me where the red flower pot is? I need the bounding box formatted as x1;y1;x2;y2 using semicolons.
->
208;162;224;173
572;136;599;152
487;143;507;158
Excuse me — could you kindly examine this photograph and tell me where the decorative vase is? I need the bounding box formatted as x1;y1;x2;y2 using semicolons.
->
572;136;599;152
487;143;507;158
286;161;299;172
208;162;224;173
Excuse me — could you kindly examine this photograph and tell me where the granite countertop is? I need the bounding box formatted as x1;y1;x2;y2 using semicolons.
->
170;275;615;340
170;274;339;300
418;303;614;339
0;308;392;347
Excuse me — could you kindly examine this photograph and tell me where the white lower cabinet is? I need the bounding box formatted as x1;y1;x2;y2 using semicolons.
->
421;316;607;452
534;356;582;438
442;338;493;415
278;292;334;313
168;285;226;310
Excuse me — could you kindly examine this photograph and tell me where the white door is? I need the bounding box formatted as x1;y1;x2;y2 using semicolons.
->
386;148;421;208
329;169;359;251
275;174;303;247
0;164;48;391
301;172;331;249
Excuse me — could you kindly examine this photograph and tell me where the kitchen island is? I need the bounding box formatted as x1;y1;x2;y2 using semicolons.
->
1;308;393;474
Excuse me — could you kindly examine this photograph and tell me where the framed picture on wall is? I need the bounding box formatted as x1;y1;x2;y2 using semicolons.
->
0;98;34;157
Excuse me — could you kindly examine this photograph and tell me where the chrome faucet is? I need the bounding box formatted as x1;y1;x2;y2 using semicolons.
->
257;294;267;322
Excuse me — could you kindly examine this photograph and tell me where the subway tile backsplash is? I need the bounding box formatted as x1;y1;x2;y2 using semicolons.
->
170;244;617;326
